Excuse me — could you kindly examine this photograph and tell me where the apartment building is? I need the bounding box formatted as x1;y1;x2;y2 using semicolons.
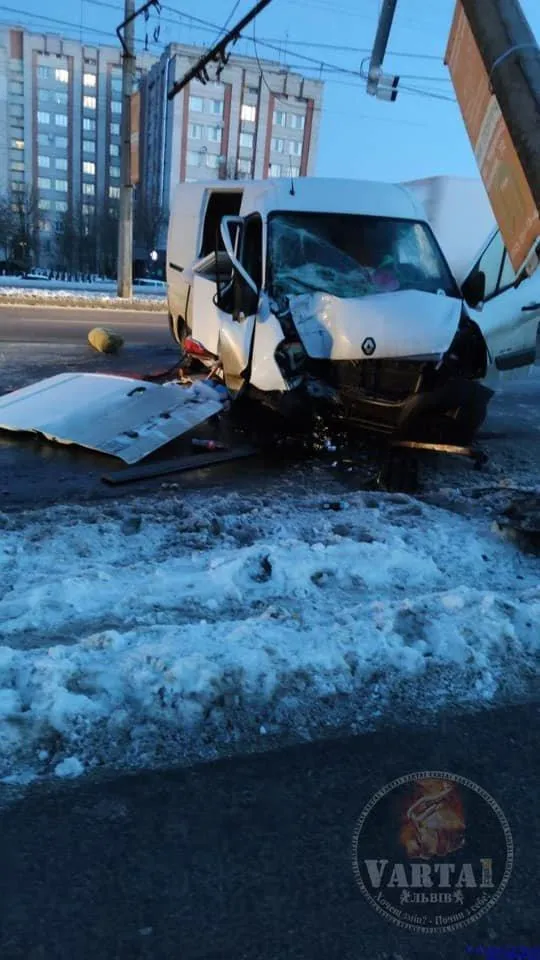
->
139;43;324;250
0;25;155;267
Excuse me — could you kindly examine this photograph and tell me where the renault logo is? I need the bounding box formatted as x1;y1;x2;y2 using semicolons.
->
362;337;376;356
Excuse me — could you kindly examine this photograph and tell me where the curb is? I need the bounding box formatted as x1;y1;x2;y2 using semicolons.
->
0;294;167;312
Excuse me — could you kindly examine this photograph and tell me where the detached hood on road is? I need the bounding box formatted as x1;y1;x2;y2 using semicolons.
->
289;289;463;361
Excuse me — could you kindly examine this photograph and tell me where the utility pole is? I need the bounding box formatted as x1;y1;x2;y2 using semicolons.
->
117;0;135;299
459;0;540;216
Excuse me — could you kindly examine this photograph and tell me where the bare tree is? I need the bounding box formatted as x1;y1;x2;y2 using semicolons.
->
10;188;39;272
134;192;165;257
55;205;84;274
218;158;250;180
0;196;14;266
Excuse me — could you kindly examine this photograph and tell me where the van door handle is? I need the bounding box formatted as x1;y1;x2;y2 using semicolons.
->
521;302;540;311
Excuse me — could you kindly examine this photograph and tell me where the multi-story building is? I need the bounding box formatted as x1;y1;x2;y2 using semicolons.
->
0;25;155;268
138;43;324;253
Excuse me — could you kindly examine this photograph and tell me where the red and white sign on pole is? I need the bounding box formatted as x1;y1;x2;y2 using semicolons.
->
445;1;540;275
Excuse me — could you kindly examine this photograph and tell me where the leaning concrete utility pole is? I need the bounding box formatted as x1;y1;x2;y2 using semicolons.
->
117;0;135;299
458;0;540;216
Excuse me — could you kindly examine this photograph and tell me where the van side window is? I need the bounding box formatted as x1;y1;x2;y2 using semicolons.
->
241;214;263;289
200;191;243;257
498;250;517;290
473;230;505;300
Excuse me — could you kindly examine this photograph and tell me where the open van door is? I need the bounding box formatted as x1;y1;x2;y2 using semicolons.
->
462;228;540;373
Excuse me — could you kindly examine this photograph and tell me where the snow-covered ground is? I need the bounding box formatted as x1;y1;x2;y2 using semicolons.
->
0;276;166;308
0;487;538;785
0;276;165;295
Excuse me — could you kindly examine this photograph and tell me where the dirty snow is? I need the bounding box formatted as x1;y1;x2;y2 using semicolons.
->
0;489;538;783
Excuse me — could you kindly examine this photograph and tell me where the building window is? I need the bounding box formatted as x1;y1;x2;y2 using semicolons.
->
207;125;222;143
38;199;51;211
83;72;96;88
209;99;223;116
82;161;95;175
269;163;281;177
37;155;50;168
111;100;122;114
83;118;96;132
109;186;120;199
56;200;68;212
83;139;95;154
246;85;259;96
11;182;25;192
38;177;51;189
241;103;256;123
55;114;68;127
109;143;120;157
10;160;24;172
37;111;50;125
55;179;68;192
55;68;69;83
239;132;254;149
83;183;95;196
38;134;49;146
9;103;23;118
82;203;95;216
11;138;24;150
110;165;120;178
206;154;219;169
83;95;96;110
289;114;305;130
111;77;122;93
110;122;120;136
55;158;68;171
189;95;204;113
288;140;302;157
37;65;51;80
188;123;203;139
11;171;24;182
55;136;68;148
9;80;23;95
38;90;50;103
273;110;286;127
271;137;284;153
186;150;200;166
54;91;68;106
290;167;299;178
39;219;51;232
237;158;251;173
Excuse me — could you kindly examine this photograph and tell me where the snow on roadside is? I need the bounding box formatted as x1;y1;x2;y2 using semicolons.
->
0;286;165;311
0;489;538;783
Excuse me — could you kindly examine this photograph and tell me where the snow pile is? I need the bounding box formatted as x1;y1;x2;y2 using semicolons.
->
0;285;165;311
0;490;538;782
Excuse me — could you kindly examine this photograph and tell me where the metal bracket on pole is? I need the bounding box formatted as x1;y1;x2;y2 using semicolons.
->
116;0;161;57
167;0;272;100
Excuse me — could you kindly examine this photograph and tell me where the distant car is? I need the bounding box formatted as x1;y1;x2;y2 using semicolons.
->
134;277;166;289
25;269;50;281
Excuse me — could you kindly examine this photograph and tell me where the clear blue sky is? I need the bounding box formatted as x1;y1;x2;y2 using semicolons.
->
3;0;540;182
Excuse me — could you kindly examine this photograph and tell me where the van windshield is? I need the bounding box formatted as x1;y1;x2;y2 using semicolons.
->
267;212;459;300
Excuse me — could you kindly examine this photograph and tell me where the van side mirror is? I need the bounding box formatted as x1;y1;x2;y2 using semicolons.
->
462;269;486;308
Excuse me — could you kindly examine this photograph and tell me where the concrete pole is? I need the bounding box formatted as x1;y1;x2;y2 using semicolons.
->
460;0;540;214
117;0;135;299
367;0;398;94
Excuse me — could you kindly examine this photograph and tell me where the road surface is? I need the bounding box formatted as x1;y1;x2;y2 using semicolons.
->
0;700;538;960
0;305;170;345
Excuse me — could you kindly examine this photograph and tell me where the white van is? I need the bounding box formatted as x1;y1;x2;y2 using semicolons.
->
167;177;539;441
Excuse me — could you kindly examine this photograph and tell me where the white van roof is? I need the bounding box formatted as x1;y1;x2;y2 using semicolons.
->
173;177;427;222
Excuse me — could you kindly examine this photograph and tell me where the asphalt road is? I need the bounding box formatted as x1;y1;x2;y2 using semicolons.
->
0;305;170;345
0;308;538;959
0;701;538;960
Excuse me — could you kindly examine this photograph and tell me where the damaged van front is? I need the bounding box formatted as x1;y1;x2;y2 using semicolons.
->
167;177;539;443
261;211;492;441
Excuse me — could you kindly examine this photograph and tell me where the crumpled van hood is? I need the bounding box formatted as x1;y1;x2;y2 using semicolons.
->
288;289;463;361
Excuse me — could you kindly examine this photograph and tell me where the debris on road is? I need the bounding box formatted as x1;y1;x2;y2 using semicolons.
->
88;326;125;354
0;372;222;464
101;445;258;485
191;438;228;451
